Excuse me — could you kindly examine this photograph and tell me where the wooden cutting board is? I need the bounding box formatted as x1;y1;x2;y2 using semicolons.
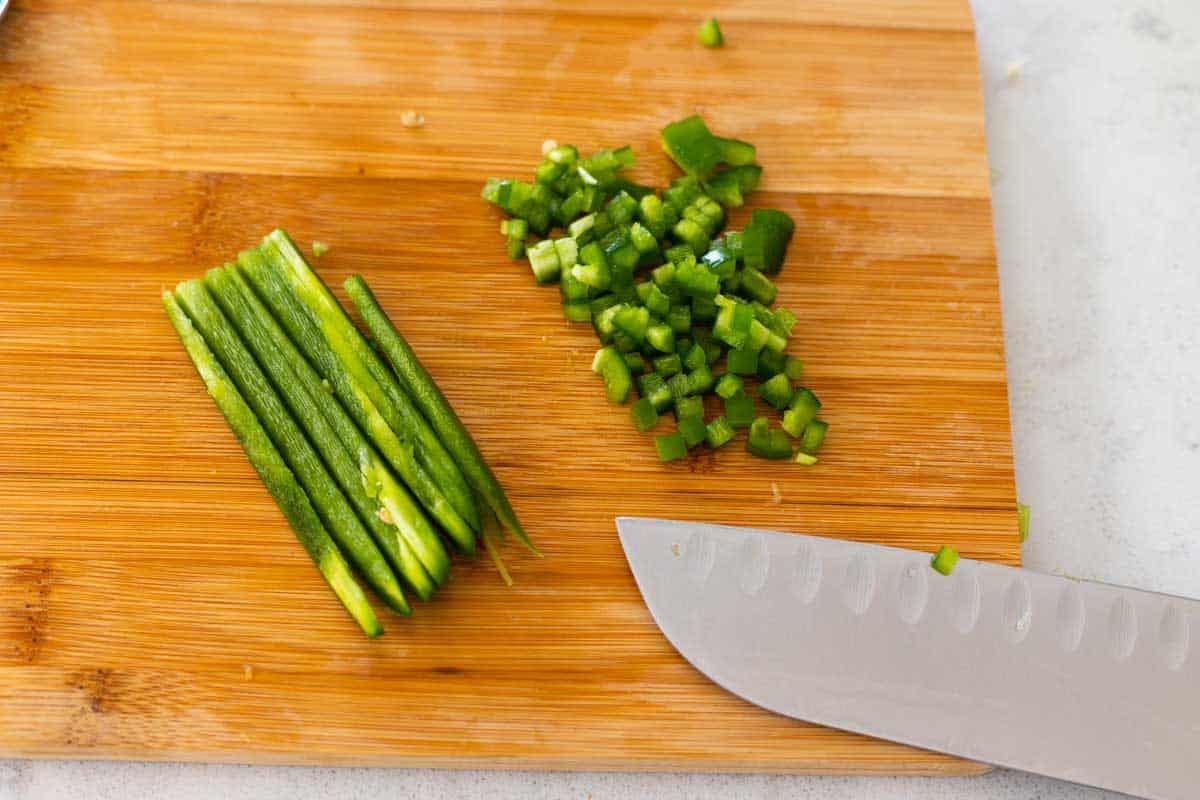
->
0;0;1017;775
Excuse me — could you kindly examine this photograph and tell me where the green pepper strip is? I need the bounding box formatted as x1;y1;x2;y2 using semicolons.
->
175;279;410;617
345;274;537;556
235;247;476;558
212;265;446;598
163;291;382;637
260;230;481;543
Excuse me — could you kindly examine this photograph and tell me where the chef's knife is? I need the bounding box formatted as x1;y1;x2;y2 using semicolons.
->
617;517;1197;799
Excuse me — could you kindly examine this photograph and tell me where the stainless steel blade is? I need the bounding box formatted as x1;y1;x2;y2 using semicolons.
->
617;517;1199;799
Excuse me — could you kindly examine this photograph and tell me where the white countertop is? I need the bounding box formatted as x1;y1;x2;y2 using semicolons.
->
3;1;1197;797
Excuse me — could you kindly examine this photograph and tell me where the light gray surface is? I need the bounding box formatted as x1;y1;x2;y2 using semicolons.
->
2;0;1197;798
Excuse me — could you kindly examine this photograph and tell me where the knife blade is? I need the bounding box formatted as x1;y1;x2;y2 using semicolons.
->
616;517;1198;799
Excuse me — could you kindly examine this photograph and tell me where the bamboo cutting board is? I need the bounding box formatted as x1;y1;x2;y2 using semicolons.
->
0;0;1017;775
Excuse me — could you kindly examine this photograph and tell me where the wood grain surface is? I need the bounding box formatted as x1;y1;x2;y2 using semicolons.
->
0;0;1016;775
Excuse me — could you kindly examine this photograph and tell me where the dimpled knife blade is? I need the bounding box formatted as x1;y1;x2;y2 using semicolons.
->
617;517;1199;799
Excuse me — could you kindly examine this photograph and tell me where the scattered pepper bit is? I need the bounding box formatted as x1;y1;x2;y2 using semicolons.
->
541;138;558;156
400;109;425;128
311;240;330;259
770;481;782;503
931;545;959;576
1017;501;1031;542
697;17;724;48
794;451;818;466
